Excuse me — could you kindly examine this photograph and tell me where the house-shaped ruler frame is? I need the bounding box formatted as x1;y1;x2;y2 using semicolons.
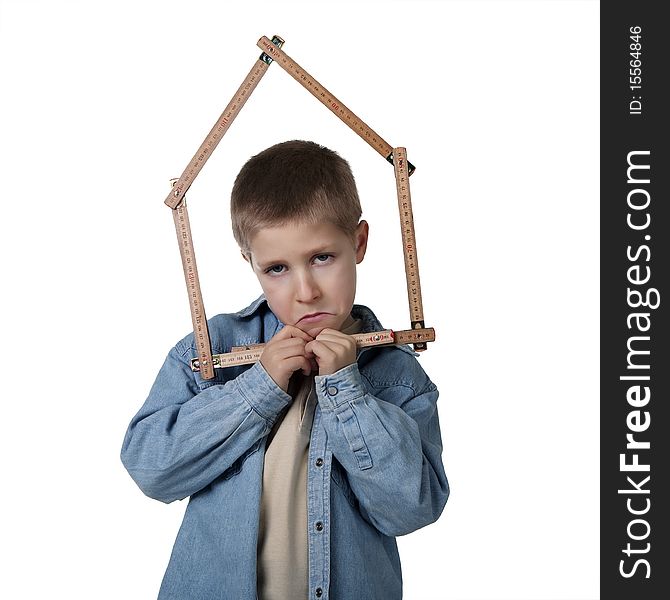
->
165;35;435;380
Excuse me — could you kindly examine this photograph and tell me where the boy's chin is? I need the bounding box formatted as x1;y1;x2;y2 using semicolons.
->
305;325;327;338
302;316;350;338
291;321;326;338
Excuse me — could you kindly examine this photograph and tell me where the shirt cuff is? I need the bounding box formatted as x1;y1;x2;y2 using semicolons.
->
235;361;292;424
314;362;366;411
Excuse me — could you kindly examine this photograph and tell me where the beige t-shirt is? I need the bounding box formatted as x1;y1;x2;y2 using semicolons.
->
256;317;363;600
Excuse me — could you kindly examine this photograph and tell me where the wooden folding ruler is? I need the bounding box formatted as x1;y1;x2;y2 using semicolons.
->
164;35;435;378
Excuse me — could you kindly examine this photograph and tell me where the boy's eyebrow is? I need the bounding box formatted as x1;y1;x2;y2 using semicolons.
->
256;246;335;270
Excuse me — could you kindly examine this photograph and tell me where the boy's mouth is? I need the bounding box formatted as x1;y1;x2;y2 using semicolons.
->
297;312;331;324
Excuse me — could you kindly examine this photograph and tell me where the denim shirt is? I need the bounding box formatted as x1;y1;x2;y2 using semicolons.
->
120;294;449;600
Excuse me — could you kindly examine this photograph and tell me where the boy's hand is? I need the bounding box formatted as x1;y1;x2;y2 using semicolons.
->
304;329;357;376
259;326;317;392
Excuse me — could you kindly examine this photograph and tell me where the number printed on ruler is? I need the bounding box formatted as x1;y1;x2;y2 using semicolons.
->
186;64;263;185
399;185;421;318
166;35;285;210
176;207;204;331
394;149;424;324
166;62;268;208
190;329;432;372
173;200;213;378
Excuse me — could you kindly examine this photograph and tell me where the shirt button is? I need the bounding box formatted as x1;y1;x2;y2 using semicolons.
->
315;457;324;467
315;587;323;597
315;521;324;532
327;386;338;396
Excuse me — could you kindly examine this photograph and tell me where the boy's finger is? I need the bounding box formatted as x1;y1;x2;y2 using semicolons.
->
314;329;351;342
274;340;312;360
283;355;312;376
311;333;353;350
301;357;315;376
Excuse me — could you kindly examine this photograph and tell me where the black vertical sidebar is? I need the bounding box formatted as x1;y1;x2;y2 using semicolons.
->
601;1;669;598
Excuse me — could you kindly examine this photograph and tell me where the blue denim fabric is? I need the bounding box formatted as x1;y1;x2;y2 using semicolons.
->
120;294;449;600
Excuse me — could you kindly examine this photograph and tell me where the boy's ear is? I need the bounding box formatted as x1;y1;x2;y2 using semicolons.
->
354;220;369;264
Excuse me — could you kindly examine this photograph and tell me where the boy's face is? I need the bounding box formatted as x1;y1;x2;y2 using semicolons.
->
244;220;369;338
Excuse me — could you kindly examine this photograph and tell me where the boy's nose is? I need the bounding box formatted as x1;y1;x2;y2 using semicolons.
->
295;272;321;301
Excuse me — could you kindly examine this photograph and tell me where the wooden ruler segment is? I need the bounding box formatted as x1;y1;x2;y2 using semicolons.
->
190;328;436;372
170;179;214;379
394;328;435;345
392;147;427;351
165;35;285;379
230;330;395;353
256;36;415;176
165;35;285;210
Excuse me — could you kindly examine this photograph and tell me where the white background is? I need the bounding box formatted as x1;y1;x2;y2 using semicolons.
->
0;1;599;598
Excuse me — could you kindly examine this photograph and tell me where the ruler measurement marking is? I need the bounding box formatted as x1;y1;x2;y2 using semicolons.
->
191;328;435;371
164;36;284;380
392;147;426;349
165;37;284;210
172;196;214;379
256;36;396;162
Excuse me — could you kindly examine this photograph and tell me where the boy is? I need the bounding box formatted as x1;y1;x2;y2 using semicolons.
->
120;140;449;599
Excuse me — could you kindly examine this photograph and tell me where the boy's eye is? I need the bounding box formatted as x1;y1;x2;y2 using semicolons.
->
264;254;333;275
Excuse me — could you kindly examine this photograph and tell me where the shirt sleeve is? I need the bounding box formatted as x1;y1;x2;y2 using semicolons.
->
120;343;291;504
314;359;449;537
